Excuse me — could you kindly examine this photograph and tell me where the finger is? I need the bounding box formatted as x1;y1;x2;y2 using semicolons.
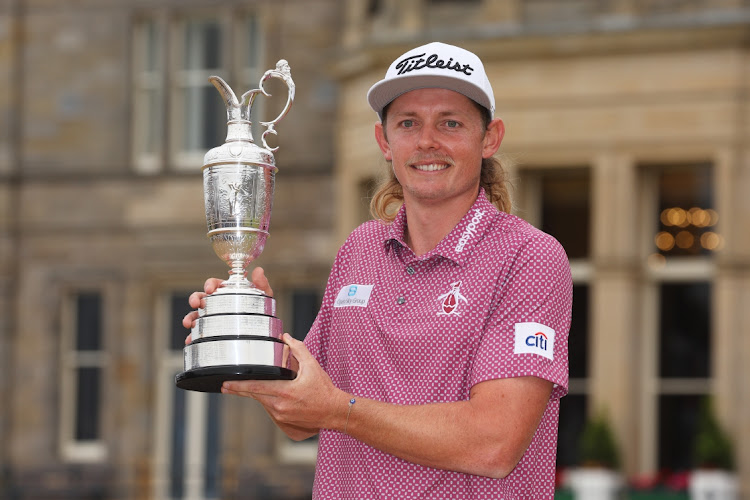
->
188;291;206;309
250;267;273;297
222;379;280;398
182;310;200;329
204;277;224;295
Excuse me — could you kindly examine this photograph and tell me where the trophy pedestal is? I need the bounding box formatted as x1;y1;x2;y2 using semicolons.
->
176;361;297;393
176;290;298;393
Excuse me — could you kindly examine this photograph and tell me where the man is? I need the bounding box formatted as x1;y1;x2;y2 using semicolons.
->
185;42;572;499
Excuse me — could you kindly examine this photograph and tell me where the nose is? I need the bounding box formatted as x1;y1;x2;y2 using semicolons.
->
417;124;440;151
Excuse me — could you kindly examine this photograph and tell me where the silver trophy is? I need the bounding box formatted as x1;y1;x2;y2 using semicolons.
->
176;60;297;393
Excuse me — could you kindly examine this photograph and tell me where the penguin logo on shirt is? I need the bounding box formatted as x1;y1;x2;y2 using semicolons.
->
437;281;467;315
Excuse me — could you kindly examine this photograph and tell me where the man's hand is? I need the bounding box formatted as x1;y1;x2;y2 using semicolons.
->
221;333;344;440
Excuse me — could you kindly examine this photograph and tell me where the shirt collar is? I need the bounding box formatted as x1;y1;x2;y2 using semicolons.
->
384;188;499;265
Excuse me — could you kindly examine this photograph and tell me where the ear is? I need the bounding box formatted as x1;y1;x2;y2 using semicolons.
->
374;122;393;161
482;118;505;159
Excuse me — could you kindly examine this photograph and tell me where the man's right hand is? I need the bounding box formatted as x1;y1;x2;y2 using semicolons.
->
181;267;274;342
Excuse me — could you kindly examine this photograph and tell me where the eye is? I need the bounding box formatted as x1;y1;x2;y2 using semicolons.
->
446;120;459;128
401;119;414;128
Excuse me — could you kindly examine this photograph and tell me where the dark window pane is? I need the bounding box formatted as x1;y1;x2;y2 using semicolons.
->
170;384;186;498
655;165;717;257
246;17;260;69
202;85;224;149
291;290;321;341
557;394;587;467
540;170;590;259
659;394;702;470
659;283;710;378
170;293;193;351
183;86;224;151
75;367;101;440
184;20;222;70
76;293;102;351
569;285;589;379
205;392;223;497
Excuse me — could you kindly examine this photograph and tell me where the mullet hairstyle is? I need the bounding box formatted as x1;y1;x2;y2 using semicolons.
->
369;100;513;223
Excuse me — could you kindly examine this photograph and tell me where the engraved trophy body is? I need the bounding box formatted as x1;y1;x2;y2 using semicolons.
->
176;61;297;393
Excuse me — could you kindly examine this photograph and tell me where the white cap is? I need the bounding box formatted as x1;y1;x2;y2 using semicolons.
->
367;42;495;120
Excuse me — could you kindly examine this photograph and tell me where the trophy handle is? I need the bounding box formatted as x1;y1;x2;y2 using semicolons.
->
208;61;294;151
257;59;295;152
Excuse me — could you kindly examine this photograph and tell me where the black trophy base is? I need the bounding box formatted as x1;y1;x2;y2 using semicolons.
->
176;365;297;393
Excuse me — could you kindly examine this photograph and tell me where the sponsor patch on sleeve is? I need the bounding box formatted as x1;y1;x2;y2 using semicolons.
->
334;284;374;308
514;322;555;361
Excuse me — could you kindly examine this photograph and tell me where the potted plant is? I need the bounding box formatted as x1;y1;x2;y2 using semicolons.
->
566;409;623;500
688;398;738;500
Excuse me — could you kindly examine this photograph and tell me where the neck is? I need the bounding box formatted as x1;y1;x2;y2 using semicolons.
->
403;191;479;257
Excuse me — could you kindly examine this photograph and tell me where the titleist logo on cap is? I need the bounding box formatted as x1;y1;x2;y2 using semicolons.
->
395;52;475;76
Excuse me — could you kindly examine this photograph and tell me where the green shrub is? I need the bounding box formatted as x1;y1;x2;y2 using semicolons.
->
579;410;620;469
693;397;734;470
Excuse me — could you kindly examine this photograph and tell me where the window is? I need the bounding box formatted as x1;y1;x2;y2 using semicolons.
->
640;163;715;472
519;167;591;467
174;19;225;165
154;291;223;500
290;289;321;342
133;18;166;173
60;291;107;462
277;289;322;464
133;10;264;173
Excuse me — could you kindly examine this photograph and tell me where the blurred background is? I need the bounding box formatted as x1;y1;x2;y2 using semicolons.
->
0;0;748;499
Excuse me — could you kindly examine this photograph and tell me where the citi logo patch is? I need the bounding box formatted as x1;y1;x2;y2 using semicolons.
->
514;322;555;361
334;284;374;308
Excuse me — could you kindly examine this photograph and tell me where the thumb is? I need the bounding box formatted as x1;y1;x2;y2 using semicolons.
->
250;267;273;297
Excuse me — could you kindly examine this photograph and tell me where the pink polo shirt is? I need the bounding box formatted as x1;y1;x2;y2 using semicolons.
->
304;190;572;499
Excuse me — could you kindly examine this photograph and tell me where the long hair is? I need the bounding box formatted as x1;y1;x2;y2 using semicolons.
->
369;102;512;223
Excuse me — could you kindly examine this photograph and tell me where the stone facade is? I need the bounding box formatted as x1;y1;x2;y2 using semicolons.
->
1;0;749;498
1;0;339;498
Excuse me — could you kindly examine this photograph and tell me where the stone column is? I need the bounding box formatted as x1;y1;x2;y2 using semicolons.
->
589;152;640;474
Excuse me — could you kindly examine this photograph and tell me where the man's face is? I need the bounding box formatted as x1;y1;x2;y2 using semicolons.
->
375;88;504;209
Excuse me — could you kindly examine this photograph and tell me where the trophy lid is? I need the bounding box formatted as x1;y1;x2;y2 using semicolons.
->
203;60;295;170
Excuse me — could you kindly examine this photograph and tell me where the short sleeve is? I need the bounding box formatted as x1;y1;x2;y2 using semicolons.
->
470;232;572;399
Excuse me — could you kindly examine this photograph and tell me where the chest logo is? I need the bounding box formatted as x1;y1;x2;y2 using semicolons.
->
437;281;468;315
334;284;374;308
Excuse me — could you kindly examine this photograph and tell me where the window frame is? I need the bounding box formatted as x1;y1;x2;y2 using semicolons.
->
637;162;717;472
132;8;265;174
275;286;322;465
517;165;593;466
58;287;110;463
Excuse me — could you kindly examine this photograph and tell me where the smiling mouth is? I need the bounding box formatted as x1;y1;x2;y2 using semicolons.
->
412;163;450;172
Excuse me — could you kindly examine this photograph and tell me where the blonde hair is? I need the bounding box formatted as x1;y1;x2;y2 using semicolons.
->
369;156;512;223
369;101;512;222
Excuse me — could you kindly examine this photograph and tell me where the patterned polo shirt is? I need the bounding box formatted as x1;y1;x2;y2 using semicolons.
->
304;190;572;499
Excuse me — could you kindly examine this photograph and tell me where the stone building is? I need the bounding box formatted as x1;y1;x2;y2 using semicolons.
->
0;0;340;498
1;0;748;499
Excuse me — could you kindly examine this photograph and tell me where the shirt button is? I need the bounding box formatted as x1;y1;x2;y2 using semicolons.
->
396;296;406;305
406;266;416;275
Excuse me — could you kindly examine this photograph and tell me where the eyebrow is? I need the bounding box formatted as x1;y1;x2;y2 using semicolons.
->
391;109;469;119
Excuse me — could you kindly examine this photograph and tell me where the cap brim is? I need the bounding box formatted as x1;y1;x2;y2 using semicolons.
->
367;73;494;119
